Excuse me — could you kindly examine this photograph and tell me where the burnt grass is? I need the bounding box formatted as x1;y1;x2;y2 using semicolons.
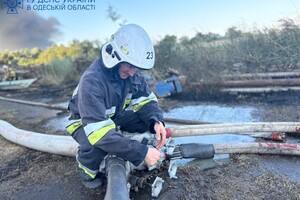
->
0;85;300;200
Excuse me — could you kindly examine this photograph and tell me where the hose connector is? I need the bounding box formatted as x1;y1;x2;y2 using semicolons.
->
179;143;215;159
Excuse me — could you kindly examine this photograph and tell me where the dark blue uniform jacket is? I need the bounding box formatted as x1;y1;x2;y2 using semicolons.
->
68;58;164;166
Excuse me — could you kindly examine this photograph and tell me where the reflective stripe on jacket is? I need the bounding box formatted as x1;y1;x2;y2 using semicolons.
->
67;58;164;166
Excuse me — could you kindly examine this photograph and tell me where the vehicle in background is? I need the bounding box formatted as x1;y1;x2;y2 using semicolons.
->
145;75;187;98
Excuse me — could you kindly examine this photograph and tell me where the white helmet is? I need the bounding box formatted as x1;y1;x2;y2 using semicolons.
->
2;65;8;70
101;24;155;70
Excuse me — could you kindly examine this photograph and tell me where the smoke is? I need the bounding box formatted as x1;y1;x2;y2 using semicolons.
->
0;2;61;50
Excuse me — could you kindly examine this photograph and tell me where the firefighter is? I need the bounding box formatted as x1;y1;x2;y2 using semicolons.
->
66;24;167;189
2;65;17;81
0;66;5;82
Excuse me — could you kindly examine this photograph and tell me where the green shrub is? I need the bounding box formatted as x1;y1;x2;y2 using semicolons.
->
41;57;75;85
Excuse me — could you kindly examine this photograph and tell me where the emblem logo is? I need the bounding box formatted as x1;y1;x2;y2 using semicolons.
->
1;0;23;14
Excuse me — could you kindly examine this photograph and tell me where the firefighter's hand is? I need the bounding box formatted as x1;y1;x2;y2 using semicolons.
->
154;121;167;149
144;147;161;166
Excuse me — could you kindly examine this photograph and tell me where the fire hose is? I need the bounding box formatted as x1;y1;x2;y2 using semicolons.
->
0;120;300;198
166;122;300;137
104;157;129;200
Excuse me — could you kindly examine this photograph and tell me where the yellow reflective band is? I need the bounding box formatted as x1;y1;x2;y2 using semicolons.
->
84;119;114;136
87;123;116;145
105;106;116;118
122;98;131;109
78;164;97;179
66;120;82;135
122;93;132;110
132;97;157;112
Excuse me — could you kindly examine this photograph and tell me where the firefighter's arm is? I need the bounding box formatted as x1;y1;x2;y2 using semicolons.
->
78;77;149;166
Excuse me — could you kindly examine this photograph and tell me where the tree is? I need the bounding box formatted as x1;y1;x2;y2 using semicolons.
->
225;27;243;39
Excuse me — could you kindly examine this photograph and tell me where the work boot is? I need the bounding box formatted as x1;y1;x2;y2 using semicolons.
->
78;169;103;189
82;177;103;189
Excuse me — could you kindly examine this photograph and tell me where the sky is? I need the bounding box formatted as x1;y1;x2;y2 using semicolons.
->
0;0;300;50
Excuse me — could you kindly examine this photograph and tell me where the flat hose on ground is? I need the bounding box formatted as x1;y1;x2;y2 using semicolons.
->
167;122;300;137
179;142;300;157
214;142;300;156
0;96;67;111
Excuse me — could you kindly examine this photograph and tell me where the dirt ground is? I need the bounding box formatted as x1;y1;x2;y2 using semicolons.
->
0;85;300;200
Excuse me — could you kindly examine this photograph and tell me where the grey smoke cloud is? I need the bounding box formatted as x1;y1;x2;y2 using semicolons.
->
0;1;61;50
